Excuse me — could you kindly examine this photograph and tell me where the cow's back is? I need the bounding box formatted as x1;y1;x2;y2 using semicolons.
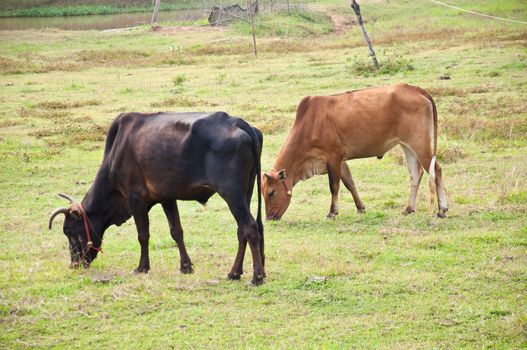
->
295;84;432;159
106;111;251;201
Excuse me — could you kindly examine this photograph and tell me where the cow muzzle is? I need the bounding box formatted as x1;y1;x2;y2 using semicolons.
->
265;213;282;221
69;237;95;269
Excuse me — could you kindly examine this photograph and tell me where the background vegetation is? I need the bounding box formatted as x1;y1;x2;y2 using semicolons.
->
0;0;199;17
0;0;526;348
0;0;296;18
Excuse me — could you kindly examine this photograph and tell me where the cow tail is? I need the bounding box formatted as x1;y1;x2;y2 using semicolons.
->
235;119;264;239
424;92;438;212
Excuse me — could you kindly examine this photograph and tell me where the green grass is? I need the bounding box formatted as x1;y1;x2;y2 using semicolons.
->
1;0;526;348
231;9;334;37
0;0;198;17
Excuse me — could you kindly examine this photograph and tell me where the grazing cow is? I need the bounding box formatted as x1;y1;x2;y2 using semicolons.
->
262;83;448;220
49;112;265;285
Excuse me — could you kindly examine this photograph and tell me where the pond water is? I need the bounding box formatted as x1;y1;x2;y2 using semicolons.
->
0;9;207;31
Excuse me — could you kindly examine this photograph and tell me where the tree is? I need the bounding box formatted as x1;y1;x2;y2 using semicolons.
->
350;0;379;69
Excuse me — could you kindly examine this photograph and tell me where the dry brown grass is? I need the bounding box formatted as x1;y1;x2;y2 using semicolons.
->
377;28;462;46
0;55;81;75
18;106;71;120
75;49;150;65
194;39;322;56
1;21;523;77
75;49;195;67
35;99;101;109
437;144;466;164
0;56;41;75
442;115;527;141
0;119;24;128
426;85;497;98
29;123;107;145
0;49;195;75
244;112;292;135
439;93;527;141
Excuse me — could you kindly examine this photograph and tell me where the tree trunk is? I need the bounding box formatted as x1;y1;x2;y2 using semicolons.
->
287;0;291;15
247;0;257;56
350;0;379;69
151;0;161;29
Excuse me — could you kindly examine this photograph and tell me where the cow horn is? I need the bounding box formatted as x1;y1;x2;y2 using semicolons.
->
59;193;79;204
49;207;70;230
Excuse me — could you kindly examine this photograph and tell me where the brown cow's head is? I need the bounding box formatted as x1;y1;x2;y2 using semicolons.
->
48;193;99;268
262;168;292;221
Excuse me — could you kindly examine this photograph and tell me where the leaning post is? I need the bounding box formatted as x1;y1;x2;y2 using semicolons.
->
247;0;258;56
151;0;161;30
350;0;379;69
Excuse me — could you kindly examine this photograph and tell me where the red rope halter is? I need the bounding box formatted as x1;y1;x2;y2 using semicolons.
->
77;202;103;254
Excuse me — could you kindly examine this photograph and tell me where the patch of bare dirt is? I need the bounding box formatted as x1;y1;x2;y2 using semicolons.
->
330;14;354;34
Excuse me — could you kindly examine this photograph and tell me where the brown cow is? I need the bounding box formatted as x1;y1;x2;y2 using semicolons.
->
262;83;448;220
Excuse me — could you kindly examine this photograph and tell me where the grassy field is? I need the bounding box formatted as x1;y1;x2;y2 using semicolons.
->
0;0;199;17
1;0;526;348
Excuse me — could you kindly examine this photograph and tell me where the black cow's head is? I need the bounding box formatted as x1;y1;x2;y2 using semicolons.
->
48;193;99;268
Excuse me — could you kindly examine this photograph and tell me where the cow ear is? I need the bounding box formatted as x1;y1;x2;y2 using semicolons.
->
264;173;273;181
277;169;287;181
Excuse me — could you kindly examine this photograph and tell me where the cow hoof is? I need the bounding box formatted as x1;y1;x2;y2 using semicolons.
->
325;213;337;220
134;267;150;274
180;264;194;274
403;206;415;215
250;275;265;286
357;207;366;214
227;272;242;280
437;209;448;218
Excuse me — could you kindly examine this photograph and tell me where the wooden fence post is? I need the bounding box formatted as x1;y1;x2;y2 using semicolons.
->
247;0;258;56
151;0;161;29
350;0;379;69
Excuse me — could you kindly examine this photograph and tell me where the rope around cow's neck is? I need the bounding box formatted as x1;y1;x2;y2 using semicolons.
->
77;202;103;259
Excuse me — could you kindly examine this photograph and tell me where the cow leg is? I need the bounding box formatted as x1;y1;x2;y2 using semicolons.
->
340;162;366;213
240;218;264;285
228;227;247;280
220;191;264;285
227;169;258;280
409;144;448;218
434;161;448;218
401;145;424;215
133;211;151;273
247;169;265;277
162;201;193;274
326;161;342;219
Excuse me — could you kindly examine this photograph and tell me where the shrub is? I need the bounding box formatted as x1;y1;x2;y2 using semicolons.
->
172;74;186;87
347;51;414;77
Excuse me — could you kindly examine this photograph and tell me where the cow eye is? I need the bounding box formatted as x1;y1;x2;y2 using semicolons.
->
268;190;275;198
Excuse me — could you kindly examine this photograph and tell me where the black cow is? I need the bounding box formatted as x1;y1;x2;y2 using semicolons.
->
48;112;265;285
